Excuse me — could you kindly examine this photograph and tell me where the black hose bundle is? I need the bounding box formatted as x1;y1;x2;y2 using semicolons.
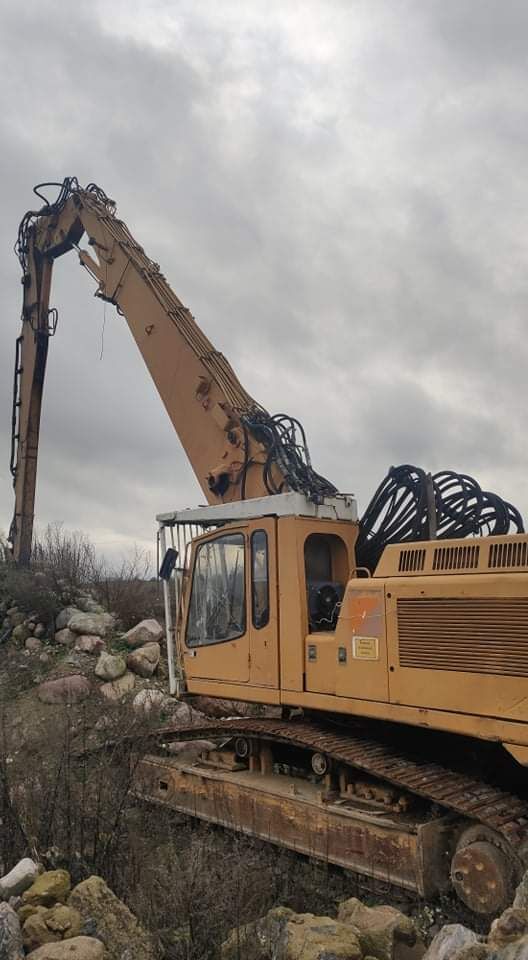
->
356;464;524;573
15;178;113;275
241;410;339;501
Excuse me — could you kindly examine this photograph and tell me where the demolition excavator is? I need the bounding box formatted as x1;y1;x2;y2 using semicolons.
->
9;178;528;917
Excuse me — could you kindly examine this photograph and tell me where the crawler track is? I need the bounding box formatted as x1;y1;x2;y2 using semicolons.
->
153;717;528;853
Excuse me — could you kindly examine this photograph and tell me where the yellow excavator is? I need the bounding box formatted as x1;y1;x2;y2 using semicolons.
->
9;179;528;917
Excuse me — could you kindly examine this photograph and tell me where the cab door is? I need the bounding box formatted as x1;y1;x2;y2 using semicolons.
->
248;518;279;688
183;527;250;683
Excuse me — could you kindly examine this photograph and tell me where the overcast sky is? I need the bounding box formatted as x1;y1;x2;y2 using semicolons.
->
1;0;528;565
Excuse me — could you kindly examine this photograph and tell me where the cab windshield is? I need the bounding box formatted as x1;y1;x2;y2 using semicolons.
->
186;533;246;647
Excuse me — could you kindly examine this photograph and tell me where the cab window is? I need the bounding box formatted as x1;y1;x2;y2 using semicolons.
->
251;530;269;629
186;534;245;647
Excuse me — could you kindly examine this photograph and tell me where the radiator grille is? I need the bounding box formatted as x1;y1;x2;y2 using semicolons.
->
432;544;480;571
489;540;528;570
398;597;528;677
398;549;426;573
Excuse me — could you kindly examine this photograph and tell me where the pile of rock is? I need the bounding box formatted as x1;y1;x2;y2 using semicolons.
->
35;615;165;707
222;898;425;960
1;602;48;653
0;591;112;655
0;860;155;960
222;875;528;960
422;881;528;959
93;619;163;703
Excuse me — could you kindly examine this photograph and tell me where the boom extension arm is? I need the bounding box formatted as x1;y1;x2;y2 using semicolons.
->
10;179;336;563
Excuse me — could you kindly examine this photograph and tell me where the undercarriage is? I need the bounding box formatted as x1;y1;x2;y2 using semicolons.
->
131;716;528;917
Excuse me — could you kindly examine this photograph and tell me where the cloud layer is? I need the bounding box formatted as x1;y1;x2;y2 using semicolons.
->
1;0;527;562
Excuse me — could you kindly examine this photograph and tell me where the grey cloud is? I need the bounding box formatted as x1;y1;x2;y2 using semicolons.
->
1;0;527;561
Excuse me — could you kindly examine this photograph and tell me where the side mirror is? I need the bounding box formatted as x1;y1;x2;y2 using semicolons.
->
159;547;178;581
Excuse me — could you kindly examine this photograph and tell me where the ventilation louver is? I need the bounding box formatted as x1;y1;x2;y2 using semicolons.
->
398;597;528;677
432;544;480;572
488;540;528;570
398;549;426;573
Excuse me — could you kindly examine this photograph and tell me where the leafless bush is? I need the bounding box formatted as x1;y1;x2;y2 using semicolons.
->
32;523;100;592
0;526;164;632
0;532;10;565
0;700;158;876
91;546;163;629
0;696;363;959
0;565;61;627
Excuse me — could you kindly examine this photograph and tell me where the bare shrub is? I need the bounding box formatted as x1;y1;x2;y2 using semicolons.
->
0;699;158;875
92;547;163;630
32;523;100;592
0;564;61;627
0;531;10;565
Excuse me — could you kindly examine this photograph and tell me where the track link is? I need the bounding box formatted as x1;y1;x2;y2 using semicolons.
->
155;717;528;853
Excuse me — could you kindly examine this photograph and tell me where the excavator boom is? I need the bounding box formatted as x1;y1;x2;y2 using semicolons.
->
10;179;335;563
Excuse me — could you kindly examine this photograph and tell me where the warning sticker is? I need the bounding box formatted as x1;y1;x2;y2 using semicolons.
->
352;636;379;660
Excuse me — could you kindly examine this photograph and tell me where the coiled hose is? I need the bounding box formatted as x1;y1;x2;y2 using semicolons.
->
356;464;524;573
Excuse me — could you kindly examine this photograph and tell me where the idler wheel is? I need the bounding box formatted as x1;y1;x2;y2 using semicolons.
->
311;752;329;776
451;837;514;915
234;737;251;759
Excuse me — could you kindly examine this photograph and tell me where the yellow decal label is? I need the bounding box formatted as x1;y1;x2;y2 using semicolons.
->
352;636;379;660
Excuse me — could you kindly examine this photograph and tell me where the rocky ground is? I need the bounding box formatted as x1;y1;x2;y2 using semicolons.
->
0;863;156;960
3;856;528;959
2;577;528;958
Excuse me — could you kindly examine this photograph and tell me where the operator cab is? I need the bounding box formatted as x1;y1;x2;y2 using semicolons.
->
157;492;358;699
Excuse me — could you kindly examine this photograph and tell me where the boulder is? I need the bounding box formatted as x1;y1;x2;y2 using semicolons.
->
123;619;163;648
99;671;135;701
37;677;91;705
12;624;30;644
126;642;160;678
76;598;104;615
22;911;60;952
24;936;104;960
172;701;208;725
454;947;497;960
17;905;41;923
25;637;43;653
45;904;82;938
68;613;113;638
0;902;23;960
221;906;362;960
0;858;40;899
499;936;528;958
9;612;26;628
22;870;71;907
132;688;166;713
55;608;82;631
190;695;258;718
422;925;479;960
34;624;46;639
514;873;528;912
94;651;126;681
489;908;528;946
337;897;418;959
68;875;156;960
54;629;77;647
74;636;105;655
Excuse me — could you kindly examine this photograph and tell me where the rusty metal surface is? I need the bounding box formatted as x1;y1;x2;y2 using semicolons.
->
134;754;452;897
451;840;513;915
151;717;528;852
